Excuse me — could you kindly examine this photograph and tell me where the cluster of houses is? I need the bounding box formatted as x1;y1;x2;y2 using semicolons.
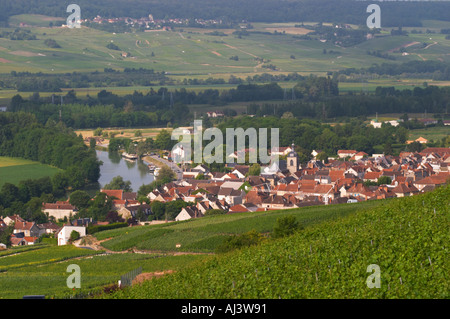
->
0;189;152;248
84;15;225;30
153;146;450;221
1;146;449;249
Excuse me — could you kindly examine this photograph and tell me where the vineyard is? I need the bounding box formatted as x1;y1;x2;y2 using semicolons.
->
0;247;204;299
95;200;384;253
103;184;449;299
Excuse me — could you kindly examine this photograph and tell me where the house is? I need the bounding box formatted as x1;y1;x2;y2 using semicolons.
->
57;226;86;246
38;222;60;235
337;150;358;159
271;146;293;157
406;137;429;145
118;204;151;220
351;152;369;161
101;189;137;201
363;171;382;183
175;206;203;221
14;221;43;238
392;183;419;197
42;201;77;220
217;188;244;206
3;215;25;226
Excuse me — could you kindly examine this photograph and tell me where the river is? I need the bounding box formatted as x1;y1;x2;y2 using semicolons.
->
96;150;155;192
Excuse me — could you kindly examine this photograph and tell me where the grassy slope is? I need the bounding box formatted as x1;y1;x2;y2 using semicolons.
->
0;245;204;298
0;18;449;76
0;156;61;188
104;184;449;299
95;200;384;253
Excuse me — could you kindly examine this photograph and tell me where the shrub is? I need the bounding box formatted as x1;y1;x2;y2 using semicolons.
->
87;222;128;235
69;230;80;242
272;215;303;238
216;230;265;253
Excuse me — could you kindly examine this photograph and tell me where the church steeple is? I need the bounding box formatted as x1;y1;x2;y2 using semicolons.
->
287;142;298;174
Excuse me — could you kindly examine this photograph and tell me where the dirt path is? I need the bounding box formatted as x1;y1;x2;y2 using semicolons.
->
388;41;420;53
224;43;258;58
76;235;213;256
133;270;175;284
424;41;438;50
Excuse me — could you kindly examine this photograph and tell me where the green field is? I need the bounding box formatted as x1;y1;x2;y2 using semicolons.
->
0;17;449;76
0;245;204;298
408;126;450;143
0;156;61;188
104;184;450;299
95;200;385;253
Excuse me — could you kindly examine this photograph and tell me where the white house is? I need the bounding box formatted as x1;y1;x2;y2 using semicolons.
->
57;226;86;246
175;206;203;221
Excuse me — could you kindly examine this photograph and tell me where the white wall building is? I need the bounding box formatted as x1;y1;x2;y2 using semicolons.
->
57;226;86;246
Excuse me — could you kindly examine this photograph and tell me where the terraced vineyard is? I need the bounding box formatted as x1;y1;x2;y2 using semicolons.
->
0;245;204;299
103;184;449;299
94;200;384;253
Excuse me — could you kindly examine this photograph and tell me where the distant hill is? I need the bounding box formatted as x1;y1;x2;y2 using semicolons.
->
1;0;449;27
104;184;449;298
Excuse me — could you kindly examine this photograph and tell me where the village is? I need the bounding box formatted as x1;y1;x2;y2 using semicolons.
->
1;143;449;250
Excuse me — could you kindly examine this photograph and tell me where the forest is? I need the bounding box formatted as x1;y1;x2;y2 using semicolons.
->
7;76;449;129
1;69;170;92
1;0;449;27
0;112;102;222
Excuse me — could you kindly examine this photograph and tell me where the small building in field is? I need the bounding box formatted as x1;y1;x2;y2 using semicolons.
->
57;226;86;246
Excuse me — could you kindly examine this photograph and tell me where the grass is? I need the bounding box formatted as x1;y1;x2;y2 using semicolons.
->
408;126;450;142
0;18;449;77
0;249;204;299
103;184;450;299
0;156;61;188
96;199;385;253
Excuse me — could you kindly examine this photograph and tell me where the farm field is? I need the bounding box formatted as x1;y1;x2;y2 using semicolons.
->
0;244;204;298
95;199;385;253
0;17;449;76
0;197;385;298
0;156;61;188
103;184;450;299
407;126;450;143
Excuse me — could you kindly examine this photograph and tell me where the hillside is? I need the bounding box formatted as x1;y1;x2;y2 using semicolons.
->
0;19;449;76
103;184;449;299
93;200;384;253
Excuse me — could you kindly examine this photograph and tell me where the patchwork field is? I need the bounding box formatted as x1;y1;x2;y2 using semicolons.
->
0;244;204;299
94;200;385;253
0;17;449;76
0;156;61;188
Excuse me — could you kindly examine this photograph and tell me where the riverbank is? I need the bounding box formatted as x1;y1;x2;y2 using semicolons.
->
143;155;183;180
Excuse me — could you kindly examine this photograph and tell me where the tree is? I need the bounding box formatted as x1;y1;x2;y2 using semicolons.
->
150;201;166;220
104;176;133;192
383;142;393;155
316;151;328;163
69;190;91;210
0;224;14;247
154;129;173;150
272;215;303;238
248;163;261;176
69;230;80;243
105;211;124;223
407;141;424;153
156;165;176;184
377;176;392;185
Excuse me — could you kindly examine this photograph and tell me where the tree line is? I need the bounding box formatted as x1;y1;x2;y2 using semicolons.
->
1;0;449;27
0;112;101;222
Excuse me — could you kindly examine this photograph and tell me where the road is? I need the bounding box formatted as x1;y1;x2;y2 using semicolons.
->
149;155;183;181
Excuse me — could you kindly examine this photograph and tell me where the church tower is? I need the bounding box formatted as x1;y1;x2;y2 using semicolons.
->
287;143;298;174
